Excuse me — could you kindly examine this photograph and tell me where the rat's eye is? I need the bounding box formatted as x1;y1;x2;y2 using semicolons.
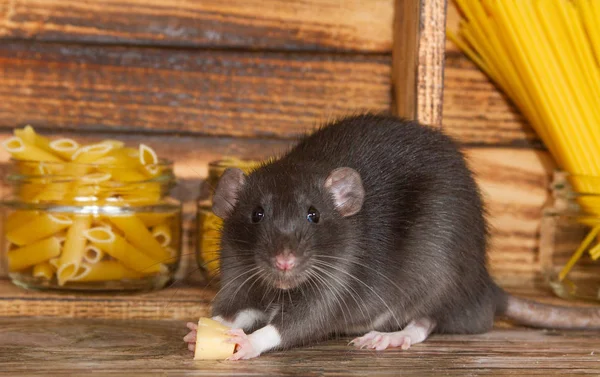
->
251;206;264;223
307;206;320;224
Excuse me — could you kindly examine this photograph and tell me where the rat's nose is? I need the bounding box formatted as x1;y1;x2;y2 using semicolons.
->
275;254;296;271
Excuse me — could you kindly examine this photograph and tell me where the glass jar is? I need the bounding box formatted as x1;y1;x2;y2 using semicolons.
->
196;157;262;284
539;170;600;301
1;158;182;292
196;200;222;284
206;158;263;195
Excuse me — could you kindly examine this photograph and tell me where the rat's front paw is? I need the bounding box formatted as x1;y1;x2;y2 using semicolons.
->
183;322;198;351
226;328;261;360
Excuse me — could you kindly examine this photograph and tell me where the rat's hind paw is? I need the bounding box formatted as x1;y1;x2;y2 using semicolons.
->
183;322;197;351
226;328;261;360
350;331;411;350
349;318;436;351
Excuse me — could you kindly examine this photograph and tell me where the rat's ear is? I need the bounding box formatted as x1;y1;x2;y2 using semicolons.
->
324;167;364;217
212;168;246;219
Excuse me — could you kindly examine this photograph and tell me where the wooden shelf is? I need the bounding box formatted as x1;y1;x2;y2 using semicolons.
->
1;271;597;321
0;278;215;320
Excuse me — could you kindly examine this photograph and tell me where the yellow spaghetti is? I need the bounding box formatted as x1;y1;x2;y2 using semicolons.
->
448;0;600;280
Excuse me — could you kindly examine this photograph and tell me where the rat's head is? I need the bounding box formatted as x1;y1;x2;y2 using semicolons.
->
212;163;365;291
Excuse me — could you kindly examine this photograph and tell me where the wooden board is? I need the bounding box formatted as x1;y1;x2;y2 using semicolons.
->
0;42;392;139
393;0;447;127
0;0;394;52
2;318;600;377
441;2;541;147
2;273;600;376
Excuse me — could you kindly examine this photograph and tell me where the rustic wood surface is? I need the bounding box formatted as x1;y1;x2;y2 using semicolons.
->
442;2;540;147
393;0;447;127
0;0;394;52
0;42;391;139
2;315;600;376
0;276;215;320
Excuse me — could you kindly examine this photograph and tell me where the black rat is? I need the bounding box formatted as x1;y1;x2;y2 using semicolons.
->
184;114;600;360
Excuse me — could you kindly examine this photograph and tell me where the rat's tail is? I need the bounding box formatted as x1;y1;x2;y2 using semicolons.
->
496;288;600;329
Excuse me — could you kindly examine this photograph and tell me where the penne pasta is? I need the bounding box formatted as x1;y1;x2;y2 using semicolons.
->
33;262;55;280
99;140;125;149
83;245;105;264
6;213;72;246
151;223;172;247
57;214;92;285
109;215;173;263
139;144;161;176
108;147;140;164
14;125;54;154
71;143;114;163
83;227;167;275
32;182;72;202
7;236;62;271
49;138;80;160
101;167;147;183
4;211;38;233
2;136;62;162
136;213;173;228
48;257;60;269
70;261;143;282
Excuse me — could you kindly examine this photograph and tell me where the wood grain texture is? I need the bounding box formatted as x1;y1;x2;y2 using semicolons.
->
0;0;394;52
1;289;600;376
0;278;215;320
466;148;556;271
393;0;448;127
441;2;541;146
0;42;392;139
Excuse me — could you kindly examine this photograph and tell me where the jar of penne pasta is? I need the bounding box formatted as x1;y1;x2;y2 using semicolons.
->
539;171;600;302
0;126;182;292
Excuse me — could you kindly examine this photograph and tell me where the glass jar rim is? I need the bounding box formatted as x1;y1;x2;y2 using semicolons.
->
8;157;173;168
6;157;175;184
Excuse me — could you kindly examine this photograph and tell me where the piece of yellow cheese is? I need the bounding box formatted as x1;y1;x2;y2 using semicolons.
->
193;317;236;360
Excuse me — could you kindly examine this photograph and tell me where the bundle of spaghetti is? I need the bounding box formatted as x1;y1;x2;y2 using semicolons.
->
449;0;600;182
448;0;600;279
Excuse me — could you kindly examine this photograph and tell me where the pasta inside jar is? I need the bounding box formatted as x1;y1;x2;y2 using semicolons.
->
0;126;182;292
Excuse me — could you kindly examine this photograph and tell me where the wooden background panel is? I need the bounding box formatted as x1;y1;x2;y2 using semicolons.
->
0;42;392;139
441;2;542;147
466;148;555;271
0;0;394;52
393;0;447;127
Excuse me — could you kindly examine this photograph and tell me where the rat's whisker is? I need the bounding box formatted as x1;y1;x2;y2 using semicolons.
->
313;260;402;330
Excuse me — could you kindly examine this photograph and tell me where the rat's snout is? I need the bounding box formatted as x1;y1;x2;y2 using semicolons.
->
275;252;296;271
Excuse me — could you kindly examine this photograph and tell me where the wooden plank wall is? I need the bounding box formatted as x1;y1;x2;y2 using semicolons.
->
0;0;554;280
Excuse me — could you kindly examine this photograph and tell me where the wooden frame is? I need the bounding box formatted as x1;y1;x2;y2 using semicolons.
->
393;0;448;127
